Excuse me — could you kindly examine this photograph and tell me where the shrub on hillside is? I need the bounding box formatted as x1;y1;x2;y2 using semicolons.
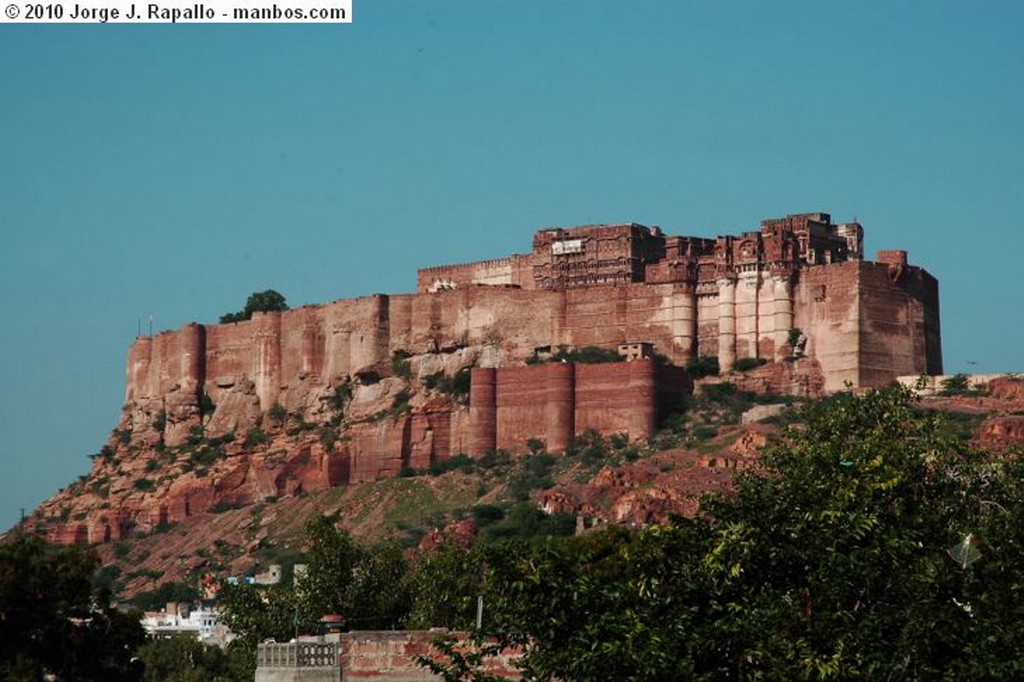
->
686;355;720;378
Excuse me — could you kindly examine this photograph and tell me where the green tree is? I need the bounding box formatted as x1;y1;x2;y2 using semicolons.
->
347;539;412;630
219;289;288;323
295;515;363;624
472;385;1024;679
939;372;972;396
297;516;411;629
130;580;201;612
405;541;487;630
482;525;712;681
136;633;247;682
698;386;989;678
217;581;300;676
220;515;413;666
0;532;146;681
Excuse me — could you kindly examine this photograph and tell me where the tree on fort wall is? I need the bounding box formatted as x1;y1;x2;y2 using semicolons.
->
219;289;288;324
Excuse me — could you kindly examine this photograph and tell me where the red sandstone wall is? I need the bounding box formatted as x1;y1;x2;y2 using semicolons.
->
187;296;393;416
857;263;917;387
495;364;561;452
126;323;203;403
793;262;861;393
696;290;719;358
575;362;657;440
388;287;565;359
469;368;497;454
204;320;256;388
416;254;534;293
347;418;412;483
544;362;575;453
481;360;677;455
124;216;941;444
121;266;939;425
125;282;708;429
918;269;942;375
344;410;457;483
118;251;940;498
792;260;942;392
729;357;825;397
340;631;520;681
857;262;941;387
561;282;696;364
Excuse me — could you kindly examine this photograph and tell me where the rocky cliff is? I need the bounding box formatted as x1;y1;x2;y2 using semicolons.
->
29;329;489;546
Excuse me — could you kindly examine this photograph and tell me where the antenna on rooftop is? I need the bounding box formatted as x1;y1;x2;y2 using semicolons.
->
149;315;154;337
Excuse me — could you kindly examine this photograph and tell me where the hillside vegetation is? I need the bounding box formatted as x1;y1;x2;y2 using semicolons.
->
83;379;795;600
8;382;1024;680
220;384;1024;680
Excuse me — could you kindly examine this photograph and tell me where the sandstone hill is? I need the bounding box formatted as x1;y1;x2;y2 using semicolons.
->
18;370;1024;603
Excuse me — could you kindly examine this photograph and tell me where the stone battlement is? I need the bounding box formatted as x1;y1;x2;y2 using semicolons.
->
416;212;867;293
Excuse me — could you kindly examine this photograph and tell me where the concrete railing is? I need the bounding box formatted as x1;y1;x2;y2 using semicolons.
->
257;640;339;668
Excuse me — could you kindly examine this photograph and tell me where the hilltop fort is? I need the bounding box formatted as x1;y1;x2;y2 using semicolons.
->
36;211;941;544
418;211;940;385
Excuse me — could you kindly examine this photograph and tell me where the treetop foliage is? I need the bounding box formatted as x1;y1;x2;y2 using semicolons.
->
219;289;288;324
0;532;146;681
434;385;1024;680
136;634;249;682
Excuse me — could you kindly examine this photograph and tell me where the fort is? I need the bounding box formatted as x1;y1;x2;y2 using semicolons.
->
125;210;940;464
41;211;942;543
417;212;941;385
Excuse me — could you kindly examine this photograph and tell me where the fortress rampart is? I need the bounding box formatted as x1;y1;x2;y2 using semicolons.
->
40;210;943;544
314;360;685;488
124;212;939;450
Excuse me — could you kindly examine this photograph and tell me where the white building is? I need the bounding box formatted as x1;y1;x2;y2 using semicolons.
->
140;602;233;647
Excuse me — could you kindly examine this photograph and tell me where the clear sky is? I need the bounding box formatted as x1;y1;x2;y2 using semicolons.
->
2;1;1022;531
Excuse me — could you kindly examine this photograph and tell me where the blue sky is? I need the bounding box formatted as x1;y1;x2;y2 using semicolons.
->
2;1;1022;530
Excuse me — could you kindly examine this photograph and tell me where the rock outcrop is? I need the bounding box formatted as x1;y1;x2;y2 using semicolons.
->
976;416;1024;451
535;429;770;529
